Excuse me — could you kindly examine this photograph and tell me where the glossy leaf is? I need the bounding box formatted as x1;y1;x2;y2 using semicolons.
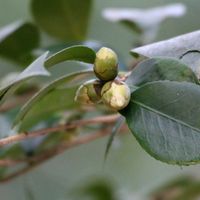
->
14;70;94;130
126;57;199;91
0;52;50;105
45;45;96;68
103;3;186;43
121;81;200;165
0;21;40;65
31;0;92;41
131;30;200;76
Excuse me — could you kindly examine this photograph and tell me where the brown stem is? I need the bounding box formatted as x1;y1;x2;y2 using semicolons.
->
0;114;119;148
0;127;115;183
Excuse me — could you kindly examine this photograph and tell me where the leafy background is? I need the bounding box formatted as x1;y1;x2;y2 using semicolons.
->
1;0;200;199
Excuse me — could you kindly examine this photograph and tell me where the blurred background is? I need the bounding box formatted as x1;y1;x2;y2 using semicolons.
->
0;0;200;199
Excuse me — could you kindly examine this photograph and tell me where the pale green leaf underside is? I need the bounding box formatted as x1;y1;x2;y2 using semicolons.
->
131;30;200;75
121;81;200;165
45;45;96;68
0;52;50;105
103;3;185;42
14;70;94;130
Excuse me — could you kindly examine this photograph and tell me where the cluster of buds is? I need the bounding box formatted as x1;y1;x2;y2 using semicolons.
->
75;47;130;111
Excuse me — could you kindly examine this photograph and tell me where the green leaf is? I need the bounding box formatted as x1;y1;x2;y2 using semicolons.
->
0;52;50;105
69;179;116;200
45;45;96;68
31;0;92;41
126;57;199;91
14;70;94;130
103;3;186;43
104;116;124;161
131;30;200;76
121;81;200;165
0;114;15;139
0;21;40;65
0;144;26;160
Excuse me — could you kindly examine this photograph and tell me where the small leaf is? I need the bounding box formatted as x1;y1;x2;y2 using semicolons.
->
42;40;103;54
14;70;94;130
31;0;92;41
121;81;200;165
126;57;199;91
45;45;96;68
0;52;50;105
104;116;125;161
0;21;40;65
131;30;200;75
103;3;186;43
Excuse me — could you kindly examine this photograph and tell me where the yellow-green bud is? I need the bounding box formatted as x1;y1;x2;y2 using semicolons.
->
75;79;103;105
94;47;118;81
101;80;131;110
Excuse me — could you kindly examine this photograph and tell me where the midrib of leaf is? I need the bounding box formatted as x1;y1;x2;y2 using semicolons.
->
132;99;200;133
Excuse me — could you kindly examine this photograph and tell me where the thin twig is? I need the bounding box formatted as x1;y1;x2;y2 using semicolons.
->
0;127;115;183
0;114;119;148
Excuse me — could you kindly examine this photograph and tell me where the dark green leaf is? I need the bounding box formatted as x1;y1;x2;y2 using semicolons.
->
131;30;200;75
103;3;186;43
0;52;50;105
126;57;199;91
121;81;200;165
45;45;96;68
0;21;40;65
14;70;94;130
31;0;92;41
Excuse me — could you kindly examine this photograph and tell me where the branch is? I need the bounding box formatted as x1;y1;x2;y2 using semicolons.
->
0;126;118;183
0;114;119;148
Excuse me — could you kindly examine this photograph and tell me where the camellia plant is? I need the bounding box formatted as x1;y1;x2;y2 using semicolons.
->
0;0;200;184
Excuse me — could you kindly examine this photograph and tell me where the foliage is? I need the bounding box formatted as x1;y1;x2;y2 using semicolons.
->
1;2;200;197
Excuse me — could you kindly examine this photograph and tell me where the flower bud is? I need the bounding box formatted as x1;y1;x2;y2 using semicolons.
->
101;80;130;110
94;47;118;81
75;79;103;105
